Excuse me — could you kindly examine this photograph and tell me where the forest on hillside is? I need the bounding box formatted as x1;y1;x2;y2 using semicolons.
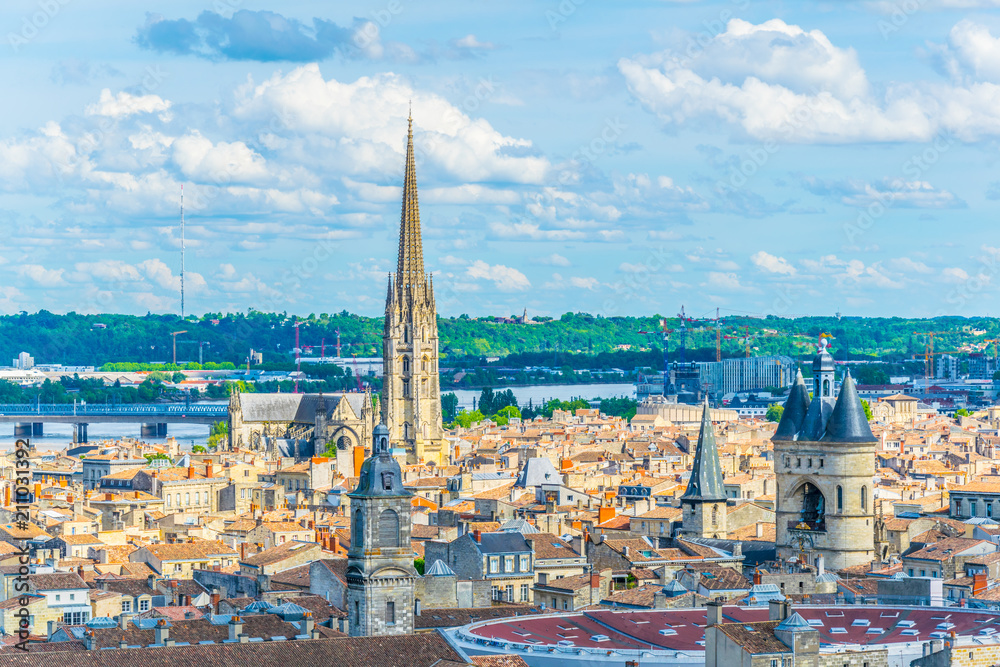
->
2;310;998;369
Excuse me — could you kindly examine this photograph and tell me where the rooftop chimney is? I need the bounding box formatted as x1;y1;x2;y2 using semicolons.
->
154;619;170;646
187;466;195;479
119;613;131;630
228;616;246;643
473;529;482;543
206;462;213;478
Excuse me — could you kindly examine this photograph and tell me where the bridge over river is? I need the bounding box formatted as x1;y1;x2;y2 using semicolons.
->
0;404;228;442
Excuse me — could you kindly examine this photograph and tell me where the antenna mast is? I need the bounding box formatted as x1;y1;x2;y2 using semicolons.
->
180;185;186;319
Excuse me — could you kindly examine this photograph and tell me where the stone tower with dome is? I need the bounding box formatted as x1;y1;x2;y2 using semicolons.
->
772;339;878;570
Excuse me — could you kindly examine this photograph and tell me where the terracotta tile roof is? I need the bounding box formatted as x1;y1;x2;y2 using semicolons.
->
524;533;579;560
241;541;319;568
472;483;516;500
28;573;87;591
717;620;788;654
905;537;991;561
138;540;236;561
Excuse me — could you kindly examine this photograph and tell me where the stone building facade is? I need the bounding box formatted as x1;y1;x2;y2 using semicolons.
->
773;341;879;571
346;424;417;637
228;391;376;476
423;531;535;604
381;115;445;466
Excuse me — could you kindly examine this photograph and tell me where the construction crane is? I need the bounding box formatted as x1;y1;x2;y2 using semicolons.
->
176;339;210;365
639;317;673;383
351;355;364;391
170;331;187;365
912;331;950;378
293;321;306;394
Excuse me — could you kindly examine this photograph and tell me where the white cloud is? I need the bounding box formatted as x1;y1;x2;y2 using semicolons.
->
454;34;496;50
465;260;531;291
233;64;549;184
16;265;66;287
85;89;171;119
542;253;571;267
172;133;270;184
751;251;797;275
704;271;747;290
889;257;933;274
619;18;1000;143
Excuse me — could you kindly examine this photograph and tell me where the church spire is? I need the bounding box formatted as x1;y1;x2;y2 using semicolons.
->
397;110;425;292
682;402;726;501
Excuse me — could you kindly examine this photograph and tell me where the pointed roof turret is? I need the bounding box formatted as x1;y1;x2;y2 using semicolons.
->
682;402;726;501
396;111;425;292
822;370;876;443
772;368;809;442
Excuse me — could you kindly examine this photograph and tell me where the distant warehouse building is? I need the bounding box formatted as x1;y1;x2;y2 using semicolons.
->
696;355;795;396
637;356;794;401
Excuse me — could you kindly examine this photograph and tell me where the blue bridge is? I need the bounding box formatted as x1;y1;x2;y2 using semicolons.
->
0;403;228;442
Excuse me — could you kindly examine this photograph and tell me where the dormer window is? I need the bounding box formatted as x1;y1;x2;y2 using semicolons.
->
381;472;394;490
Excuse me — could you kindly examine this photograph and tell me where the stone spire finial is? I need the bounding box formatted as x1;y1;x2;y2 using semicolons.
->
397;111;424;293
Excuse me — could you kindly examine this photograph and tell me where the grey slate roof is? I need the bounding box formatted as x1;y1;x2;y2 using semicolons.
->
681;403;726;502
773;370;809;441
471;532;531;555
514;457;560;488
499;517;539;534
821;371;876;443
776;611;813;632
424;559;456;576
349;425;410;498
238;392;366;423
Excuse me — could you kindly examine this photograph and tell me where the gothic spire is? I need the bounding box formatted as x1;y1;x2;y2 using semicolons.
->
682;402;726;501
396;111;425;292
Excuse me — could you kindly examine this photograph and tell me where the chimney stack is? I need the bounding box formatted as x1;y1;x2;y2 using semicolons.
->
154;619;170;646
206;462;213;478
228;616;246;643
473;529;481;543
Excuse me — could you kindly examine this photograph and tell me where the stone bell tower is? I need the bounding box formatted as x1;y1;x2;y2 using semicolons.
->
345;424;417;636
382;112;445;465
678;402;728;539
773;340;878;571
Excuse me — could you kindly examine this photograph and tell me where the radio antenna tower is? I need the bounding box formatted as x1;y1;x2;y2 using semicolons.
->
180;185;185;318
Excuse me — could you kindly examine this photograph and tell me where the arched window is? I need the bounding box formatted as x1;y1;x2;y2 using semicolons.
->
422;356;428;372
956;499;963;516
353;510;363;548
195;492;200;505
402;357;410;373
185;492;190;506
403;327;409;343
861;486;868;512
166;495;171;507
175;493;180;507
711;505;718;527
379;509;400;548
836;486;843;513
823;378;830;396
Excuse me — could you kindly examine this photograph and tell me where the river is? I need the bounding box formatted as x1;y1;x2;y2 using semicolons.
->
448;382;635;410
2;383;637;452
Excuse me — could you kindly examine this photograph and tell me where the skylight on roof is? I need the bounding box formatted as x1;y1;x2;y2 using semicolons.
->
901;629;920;636
866;628;884;635
898;621;916;628
807;619;824;627
852;619;870;627
830;628;847;634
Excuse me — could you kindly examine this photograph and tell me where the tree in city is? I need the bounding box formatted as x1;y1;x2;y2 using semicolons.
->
765;405;784;423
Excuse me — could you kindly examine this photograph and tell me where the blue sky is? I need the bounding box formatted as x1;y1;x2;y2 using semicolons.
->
3;0;1000;319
